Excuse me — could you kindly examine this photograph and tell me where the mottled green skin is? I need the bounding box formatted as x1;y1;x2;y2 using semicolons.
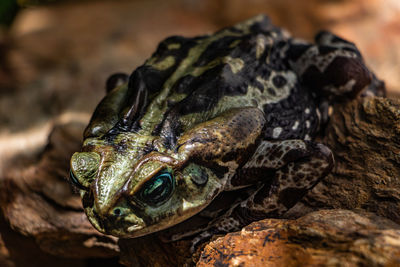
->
75;107;264;237
70;15;382;240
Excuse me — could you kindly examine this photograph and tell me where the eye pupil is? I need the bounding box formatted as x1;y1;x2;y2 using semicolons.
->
113;208;121;216
140;172;174;206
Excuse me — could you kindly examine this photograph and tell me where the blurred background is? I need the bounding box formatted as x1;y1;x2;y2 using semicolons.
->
0;0;399;194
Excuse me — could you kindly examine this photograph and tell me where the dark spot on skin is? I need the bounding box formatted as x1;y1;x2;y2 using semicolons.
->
278;187;308;209
292;172;305;183
103;127;123;144
114;140;128;153
282;148;307;163
231;168;275;186
193;36;242;67
312;162;322;168
82;145;96;152
281;99;291;109
292;164;300;172
142;144;154;155
286;43;312;62
274;150;283;159
267;87;276;96
253;79;265;93
272;75;287;88
173;75;196;94
261;68;271;77
152;110;182;148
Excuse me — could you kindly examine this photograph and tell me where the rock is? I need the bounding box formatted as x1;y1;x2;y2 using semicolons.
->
119;236;194;267
198;209;400;266
0;122;119;259
0;216;87;267
287;97;400;225
0;232;14;267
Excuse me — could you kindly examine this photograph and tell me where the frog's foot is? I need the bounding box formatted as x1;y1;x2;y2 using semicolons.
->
288;31;375;98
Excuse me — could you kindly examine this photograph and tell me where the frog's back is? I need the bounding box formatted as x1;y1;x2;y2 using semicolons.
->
122;15;318;145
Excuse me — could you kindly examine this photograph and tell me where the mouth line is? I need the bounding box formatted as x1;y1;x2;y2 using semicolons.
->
89;213;145;237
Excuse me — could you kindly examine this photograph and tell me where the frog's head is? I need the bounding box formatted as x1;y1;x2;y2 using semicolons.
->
69;133;228;238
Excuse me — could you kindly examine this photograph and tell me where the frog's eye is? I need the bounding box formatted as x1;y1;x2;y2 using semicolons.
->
69;170;86;190
139;171;174;206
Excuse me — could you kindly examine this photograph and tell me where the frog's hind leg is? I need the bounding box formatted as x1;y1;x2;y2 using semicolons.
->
287;31;375;98
238;139;333;217
189;139;333;251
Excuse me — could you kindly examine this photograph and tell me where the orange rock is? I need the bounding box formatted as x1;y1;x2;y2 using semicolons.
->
198;210;400;266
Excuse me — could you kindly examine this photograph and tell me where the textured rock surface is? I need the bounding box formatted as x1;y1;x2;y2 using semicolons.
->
197;209;400;266
0;122;119;259
287;97;400;224
119;236;194;267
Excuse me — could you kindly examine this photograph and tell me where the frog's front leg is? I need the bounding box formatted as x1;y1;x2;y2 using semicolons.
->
189;139;334;251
